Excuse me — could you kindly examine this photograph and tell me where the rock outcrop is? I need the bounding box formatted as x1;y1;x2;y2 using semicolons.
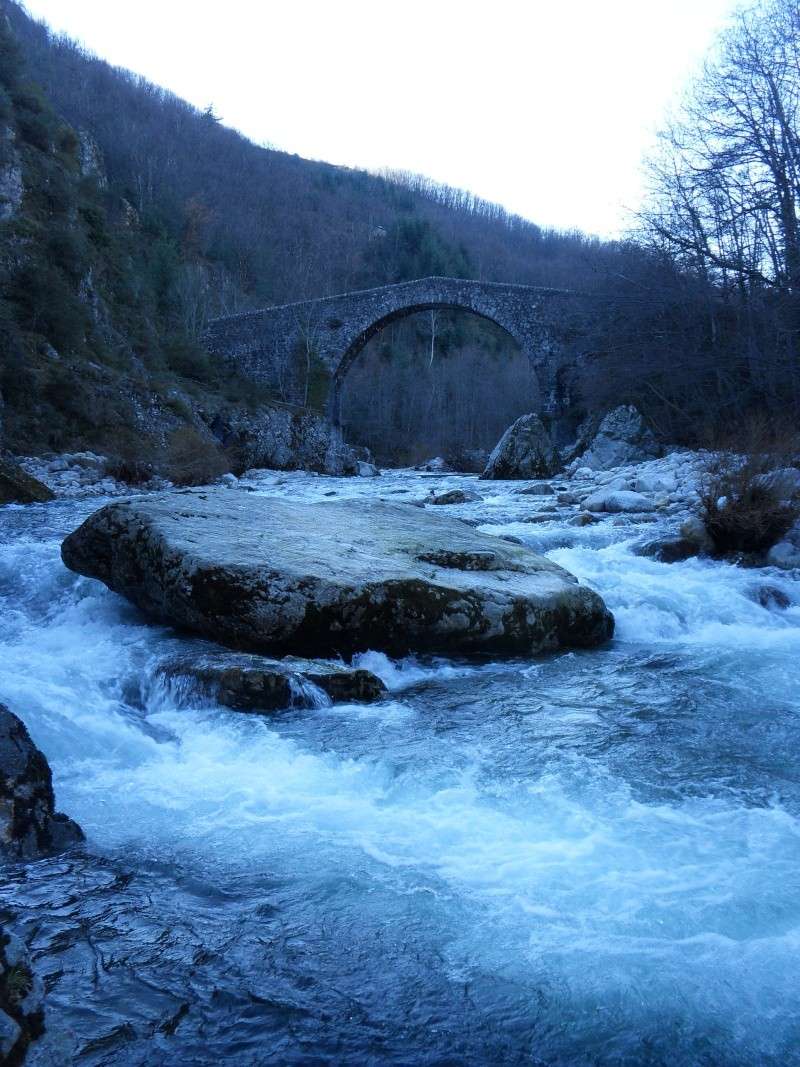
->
480;414;560;480
570;406;660;471
61;490;614;657
0;457;55;505
210;406;360;476
161;654;387;711
0;926;44;1065
0;704;83;860
0;124;23;223
634;535;704;563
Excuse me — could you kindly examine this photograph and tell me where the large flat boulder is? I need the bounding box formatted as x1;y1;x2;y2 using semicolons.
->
61;490;614;657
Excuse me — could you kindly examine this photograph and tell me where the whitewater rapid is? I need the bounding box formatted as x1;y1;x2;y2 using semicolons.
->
1;468;799;1065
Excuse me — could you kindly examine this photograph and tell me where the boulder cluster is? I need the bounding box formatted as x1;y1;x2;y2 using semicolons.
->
479;404;661;482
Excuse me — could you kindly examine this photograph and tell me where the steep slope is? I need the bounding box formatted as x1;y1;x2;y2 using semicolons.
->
2;0;606;310
0;10;359;474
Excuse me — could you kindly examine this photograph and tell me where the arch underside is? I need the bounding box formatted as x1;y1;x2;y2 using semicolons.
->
331;302;528;385
327;301;534;426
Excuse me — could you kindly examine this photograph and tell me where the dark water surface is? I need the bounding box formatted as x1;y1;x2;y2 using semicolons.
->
1;470;799;1065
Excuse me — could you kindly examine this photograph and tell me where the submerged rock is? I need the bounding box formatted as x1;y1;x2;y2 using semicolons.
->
415;457;451;473
0;457;55;505
161;654;387;710
0;704;84;860
634;536;703;563
748;583;791;610
679;515;714;553
61;490;614;657
480;414;560;480
427;488;481;505
569;512;598;527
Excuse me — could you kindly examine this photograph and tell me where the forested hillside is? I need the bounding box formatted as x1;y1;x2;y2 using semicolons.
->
1;0;797;465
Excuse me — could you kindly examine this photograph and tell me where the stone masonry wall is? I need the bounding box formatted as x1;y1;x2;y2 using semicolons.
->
204;277;581;423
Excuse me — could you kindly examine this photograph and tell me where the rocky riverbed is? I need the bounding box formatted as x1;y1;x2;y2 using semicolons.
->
1;453;799;1064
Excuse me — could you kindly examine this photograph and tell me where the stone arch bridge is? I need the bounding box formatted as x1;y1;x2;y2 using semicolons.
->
205;277;583;426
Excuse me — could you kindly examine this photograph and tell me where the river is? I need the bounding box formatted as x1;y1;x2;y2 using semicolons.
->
1;466;799;1065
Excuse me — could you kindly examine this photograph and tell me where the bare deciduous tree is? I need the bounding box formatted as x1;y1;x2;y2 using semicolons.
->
642;0;800;295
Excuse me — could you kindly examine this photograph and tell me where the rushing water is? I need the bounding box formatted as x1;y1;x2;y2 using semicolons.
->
1;468;800;1065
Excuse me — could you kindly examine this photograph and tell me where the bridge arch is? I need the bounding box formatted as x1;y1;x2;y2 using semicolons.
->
204;276;578;427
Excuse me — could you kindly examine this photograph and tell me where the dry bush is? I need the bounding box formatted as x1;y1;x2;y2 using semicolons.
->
164;426;232;486
698;414;800;555
104;428;159;485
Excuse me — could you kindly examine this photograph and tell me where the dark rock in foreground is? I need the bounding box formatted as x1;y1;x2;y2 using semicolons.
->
161;653;387;711
0;925;44;1065
62;490;614;657
0;457;55;505
0;704;84;860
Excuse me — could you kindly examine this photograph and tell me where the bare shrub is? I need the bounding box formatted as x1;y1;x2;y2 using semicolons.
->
164;426;232;486
104;429;158;485
698;415;800;555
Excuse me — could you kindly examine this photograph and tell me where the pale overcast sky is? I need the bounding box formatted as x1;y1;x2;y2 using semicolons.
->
21;0;740;237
